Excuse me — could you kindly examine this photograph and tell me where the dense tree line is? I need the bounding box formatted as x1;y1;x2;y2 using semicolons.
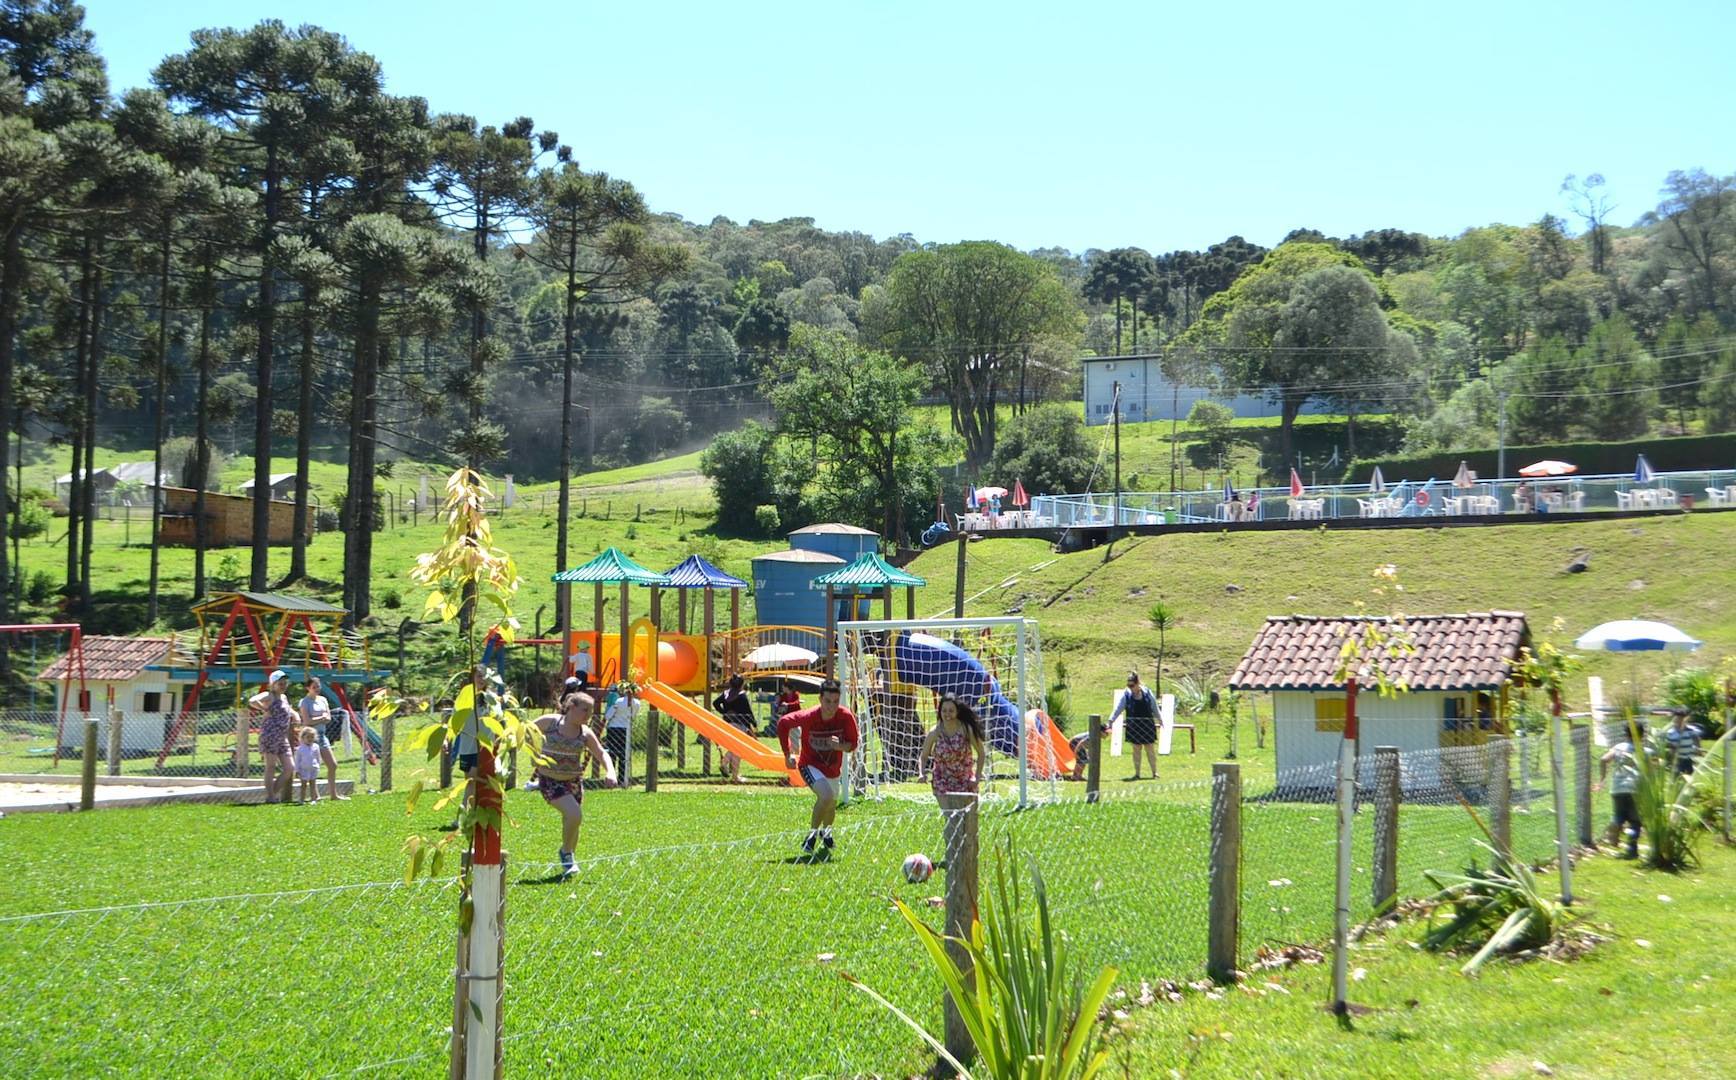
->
4;3;1734;630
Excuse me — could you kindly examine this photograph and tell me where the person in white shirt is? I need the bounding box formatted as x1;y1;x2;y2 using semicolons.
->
604;683;638;785
569;642;595;688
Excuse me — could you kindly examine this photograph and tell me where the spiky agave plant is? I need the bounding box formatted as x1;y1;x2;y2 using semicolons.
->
1421;840;1569;974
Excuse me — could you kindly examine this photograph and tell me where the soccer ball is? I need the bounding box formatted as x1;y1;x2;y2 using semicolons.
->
902;852;934;884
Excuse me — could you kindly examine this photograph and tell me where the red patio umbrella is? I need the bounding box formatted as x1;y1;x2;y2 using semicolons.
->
1011;479;1029;507
1289;468;1305;498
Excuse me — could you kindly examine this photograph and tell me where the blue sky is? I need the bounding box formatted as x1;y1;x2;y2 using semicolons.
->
83;0;1736;253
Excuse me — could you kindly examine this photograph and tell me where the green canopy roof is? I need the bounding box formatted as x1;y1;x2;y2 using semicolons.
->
551;547;672;586
809;551;926;590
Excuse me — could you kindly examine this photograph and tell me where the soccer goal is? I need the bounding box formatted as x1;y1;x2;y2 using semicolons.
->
835;616;1067;806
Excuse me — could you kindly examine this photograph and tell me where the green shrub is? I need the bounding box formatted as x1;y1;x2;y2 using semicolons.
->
380;588;402;611
985;403;1096;496
26;570;55;605
701;422;775;533
753;504;780;537
8;490;51;540
1187;399;1236;455
1662;668;1723;739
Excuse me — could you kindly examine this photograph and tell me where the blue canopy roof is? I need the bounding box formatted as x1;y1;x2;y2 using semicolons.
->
662;554;749;590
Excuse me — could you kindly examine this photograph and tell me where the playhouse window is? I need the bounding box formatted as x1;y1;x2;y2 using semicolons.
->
142;692;163;713
1314;697;1345;732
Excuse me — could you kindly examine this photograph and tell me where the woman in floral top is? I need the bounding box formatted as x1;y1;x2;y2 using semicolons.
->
248;669;296;804
918;693;987;802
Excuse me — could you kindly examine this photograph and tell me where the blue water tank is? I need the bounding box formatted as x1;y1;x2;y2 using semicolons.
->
751;549;846;629
787;523;878;562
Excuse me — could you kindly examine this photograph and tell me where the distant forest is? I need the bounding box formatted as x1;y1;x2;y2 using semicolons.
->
3;3;1734;621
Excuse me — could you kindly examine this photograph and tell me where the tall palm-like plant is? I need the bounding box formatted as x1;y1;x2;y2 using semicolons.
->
1147;601;1176;698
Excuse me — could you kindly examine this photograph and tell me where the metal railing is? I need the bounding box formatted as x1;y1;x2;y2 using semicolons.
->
1025;468;1736;528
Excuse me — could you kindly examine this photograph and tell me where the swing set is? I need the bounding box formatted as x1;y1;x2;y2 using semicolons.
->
153;592;391;771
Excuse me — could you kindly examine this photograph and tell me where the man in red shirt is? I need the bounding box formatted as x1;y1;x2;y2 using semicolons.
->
777;677;858;854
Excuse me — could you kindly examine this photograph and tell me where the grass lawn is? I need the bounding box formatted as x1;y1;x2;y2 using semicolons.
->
1117;839;1736;1079
0;700;1593;1077
904;512;1736;705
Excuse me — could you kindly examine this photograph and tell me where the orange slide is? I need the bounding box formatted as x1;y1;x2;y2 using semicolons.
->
1024;709;1077;779
639;681;806;787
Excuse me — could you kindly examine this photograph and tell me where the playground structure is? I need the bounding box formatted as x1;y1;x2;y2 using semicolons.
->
538;544;1079;798
153;592;390;772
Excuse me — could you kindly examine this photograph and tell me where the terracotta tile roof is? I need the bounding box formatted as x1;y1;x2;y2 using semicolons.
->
1229;611;1529;692
37;636;173;682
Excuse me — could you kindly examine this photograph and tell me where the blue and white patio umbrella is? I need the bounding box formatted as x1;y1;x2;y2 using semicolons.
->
1633;454;1656;485
1574;619;1702;653
1369;465;1386;494
1222;477;1235;502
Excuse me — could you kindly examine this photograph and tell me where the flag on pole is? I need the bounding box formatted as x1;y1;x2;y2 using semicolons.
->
1289;468;1305;498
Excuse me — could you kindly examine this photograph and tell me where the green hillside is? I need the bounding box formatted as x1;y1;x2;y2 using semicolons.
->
904;512;1736;705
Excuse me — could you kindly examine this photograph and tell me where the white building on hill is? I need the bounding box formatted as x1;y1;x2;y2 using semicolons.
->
1081;355;1332;426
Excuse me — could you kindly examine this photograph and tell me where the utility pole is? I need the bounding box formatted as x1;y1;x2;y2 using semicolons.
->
1108;380;1122;558
1496;382;1510;480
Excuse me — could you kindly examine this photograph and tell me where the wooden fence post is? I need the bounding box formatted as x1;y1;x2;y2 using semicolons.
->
1208;762;1241;984
1371;746;1400;914
439;742;454;791
381;712;395;793
80;718;99;811
1086;714;1102;804
940;792;979;1074
1550;704;1573;905
1572;724;1592;847
1723;727;1733;844
107;706;123;776
1489;739;1512;861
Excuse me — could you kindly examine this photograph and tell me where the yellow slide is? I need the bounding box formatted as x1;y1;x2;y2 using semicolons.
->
639;681;806;787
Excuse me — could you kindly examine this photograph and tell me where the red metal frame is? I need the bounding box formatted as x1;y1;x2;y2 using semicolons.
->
1;623;86;768
156;598;378;769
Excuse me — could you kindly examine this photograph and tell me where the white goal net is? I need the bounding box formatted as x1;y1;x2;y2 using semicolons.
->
836;617;1065;805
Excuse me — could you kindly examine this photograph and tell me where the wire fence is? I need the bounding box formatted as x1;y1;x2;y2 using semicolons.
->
3;728;1720;1077
0;708;380;810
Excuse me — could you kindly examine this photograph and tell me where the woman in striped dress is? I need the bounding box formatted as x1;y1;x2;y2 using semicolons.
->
534;692;616;877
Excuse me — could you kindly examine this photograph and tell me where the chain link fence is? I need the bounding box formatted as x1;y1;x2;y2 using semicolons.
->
3;726;1709;1077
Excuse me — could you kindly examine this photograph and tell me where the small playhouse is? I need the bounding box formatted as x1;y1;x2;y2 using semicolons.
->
1229;611;1531;787
39;636;198;755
